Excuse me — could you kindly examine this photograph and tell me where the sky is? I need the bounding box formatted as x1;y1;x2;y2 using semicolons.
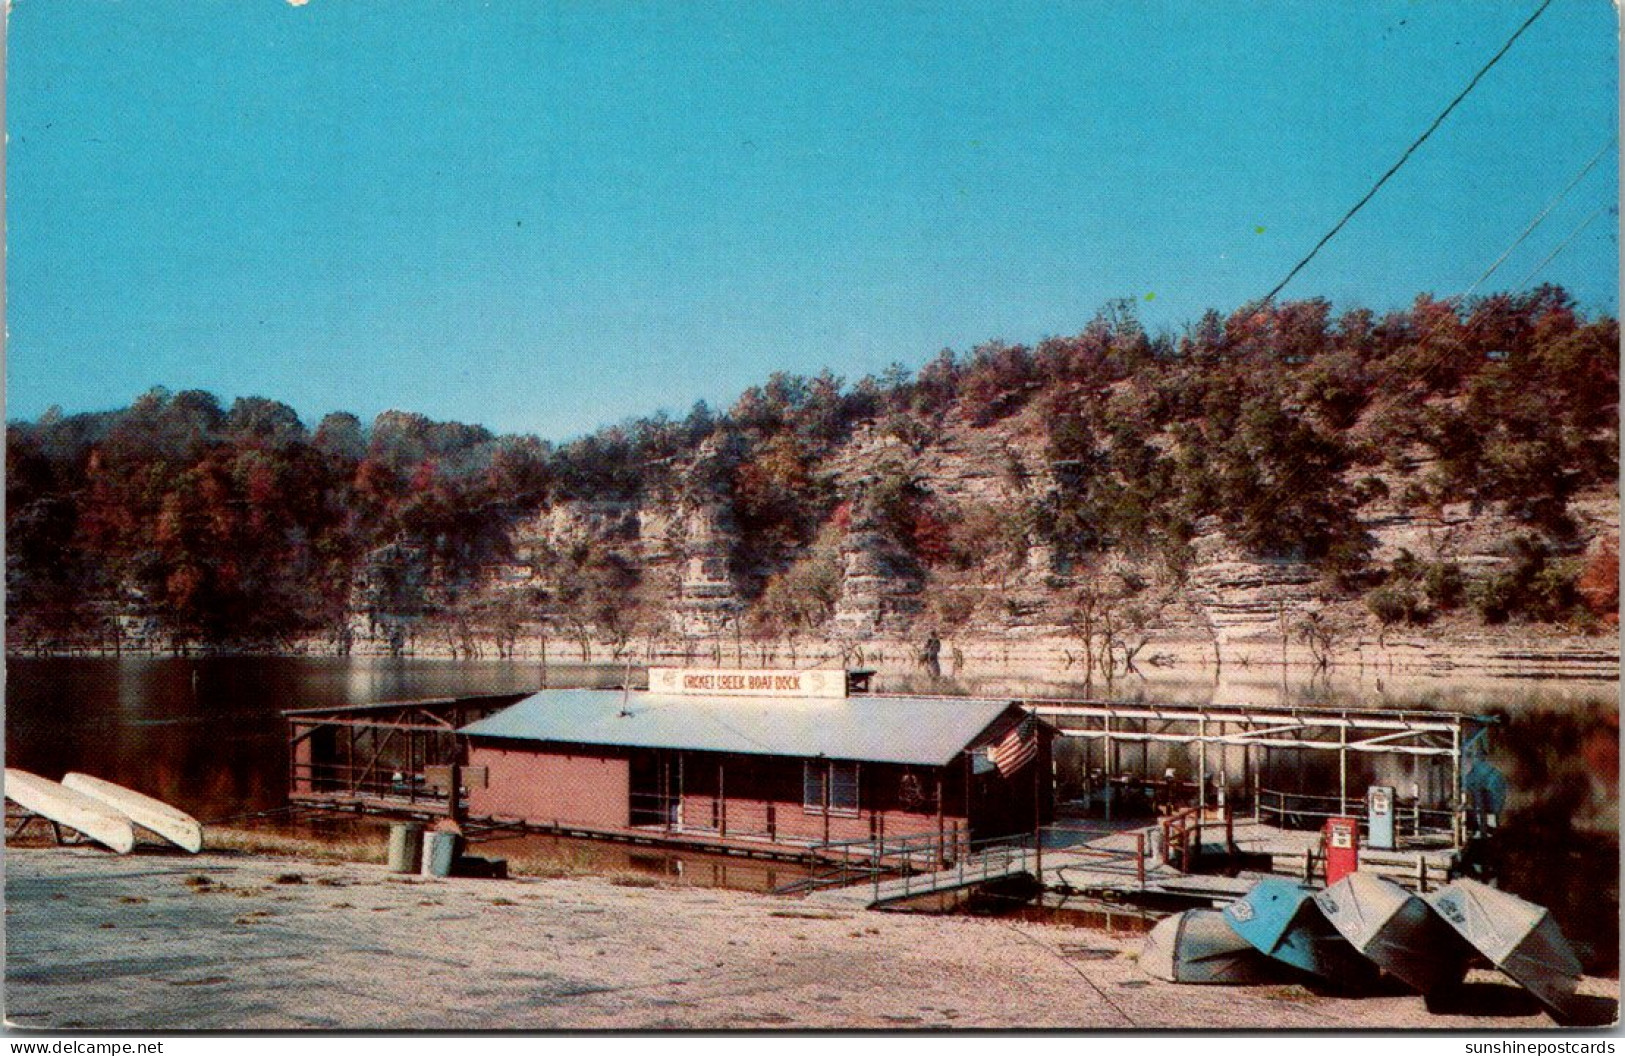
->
6;0;1619;439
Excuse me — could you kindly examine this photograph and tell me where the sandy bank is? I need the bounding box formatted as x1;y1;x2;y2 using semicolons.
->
5;847;1616;1031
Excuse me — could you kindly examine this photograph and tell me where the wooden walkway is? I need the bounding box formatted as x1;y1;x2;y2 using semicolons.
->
806;817;1460;910
811;843;1037;908
1226;818;1458;889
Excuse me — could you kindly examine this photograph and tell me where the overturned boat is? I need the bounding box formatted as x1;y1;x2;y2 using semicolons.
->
1314;872;1472;995
1141;908;1295;985
1426;878;1583;1017
1222;877;1380;990
5;769;136;854
62;772;203;853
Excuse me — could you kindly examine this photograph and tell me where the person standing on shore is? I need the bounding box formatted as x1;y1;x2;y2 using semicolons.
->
920;631;942;679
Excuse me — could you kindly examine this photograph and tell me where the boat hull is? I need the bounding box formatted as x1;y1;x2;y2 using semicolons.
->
1427;879;1583;1017
1314;873;1471;995
5;769;136;854
1142;908;1293;985
62;772;203;853
1224;877;1380;990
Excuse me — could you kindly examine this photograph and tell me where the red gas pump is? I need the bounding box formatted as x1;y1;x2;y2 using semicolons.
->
1321;816;1360;885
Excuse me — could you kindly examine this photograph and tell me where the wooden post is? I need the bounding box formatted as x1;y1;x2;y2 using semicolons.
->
718;759;727;838
963;751;972;839
823;762;831;846
661;753;671;833
1136;831;1146;886
1033;734;1044;886
1253;747;1262;823
447;760;464;828
1451;724;1463;848
935;774;946;867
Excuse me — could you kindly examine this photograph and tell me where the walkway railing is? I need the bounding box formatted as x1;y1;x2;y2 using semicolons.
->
289;762;452;810
1254;788;1456;841
1160;804;1234;871
862;831;1038;905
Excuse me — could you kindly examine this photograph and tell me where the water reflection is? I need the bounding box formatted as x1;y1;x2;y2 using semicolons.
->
5;655;1615;950
7;655;1616;825
873;662;1617;714
5;657;624;820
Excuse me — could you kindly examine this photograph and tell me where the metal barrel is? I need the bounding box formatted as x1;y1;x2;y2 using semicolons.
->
387;822;424;874
420;830;462;878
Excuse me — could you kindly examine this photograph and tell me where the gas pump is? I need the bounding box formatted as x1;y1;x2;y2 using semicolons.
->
1367;785;1396;850
1322;816;1359;885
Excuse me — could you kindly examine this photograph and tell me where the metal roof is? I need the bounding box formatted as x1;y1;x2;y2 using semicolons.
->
458;689;1017;766
282;692;529;718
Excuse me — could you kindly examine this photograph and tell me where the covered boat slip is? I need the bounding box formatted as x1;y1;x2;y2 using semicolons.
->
279;679;1498;879
285;693;529;818
1034;698;1492;848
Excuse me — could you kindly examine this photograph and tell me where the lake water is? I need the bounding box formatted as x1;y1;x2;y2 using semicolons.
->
6;655;1616;964
6;655;1615;824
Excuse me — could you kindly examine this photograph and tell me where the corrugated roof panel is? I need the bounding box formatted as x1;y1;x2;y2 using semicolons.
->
458;689;1014;767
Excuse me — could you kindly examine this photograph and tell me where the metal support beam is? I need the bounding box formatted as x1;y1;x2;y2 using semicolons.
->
1048;728;1458;757
1339;720;1348;817
1197;716;1207;810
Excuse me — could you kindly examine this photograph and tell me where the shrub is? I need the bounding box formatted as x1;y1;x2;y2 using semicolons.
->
1469;538;1582;625
1368;587;1428;626
1422;561;1465;610
1351;476;1390;505
1471;573;1519;624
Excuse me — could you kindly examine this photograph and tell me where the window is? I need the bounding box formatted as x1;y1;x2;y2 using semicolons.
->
803;761;824;811
829;761;859;814
803;760;860;815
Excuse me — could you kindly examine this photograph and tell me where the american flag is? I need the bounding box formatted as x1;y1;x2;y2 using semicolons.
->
990;716;1038;777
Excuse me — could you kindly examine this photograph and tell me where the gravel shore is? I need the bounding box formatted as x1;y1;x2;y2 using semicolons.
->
5;847;1616;1031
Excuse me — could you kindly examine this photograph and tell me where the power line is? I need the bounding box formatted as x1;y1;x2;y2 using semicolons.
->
1258;0;1556;305
1231;129;1617;532
1464;136;1616;298
1513;199;1615;290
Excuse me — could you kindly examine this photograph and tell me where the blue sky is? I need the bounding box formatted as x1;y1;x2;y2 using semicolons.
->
7;0;1618;438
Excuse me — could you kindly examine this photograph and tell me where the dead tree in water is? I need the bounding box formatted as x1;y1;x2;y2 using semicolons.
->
1065;572;1161;686
1294;611;1340;671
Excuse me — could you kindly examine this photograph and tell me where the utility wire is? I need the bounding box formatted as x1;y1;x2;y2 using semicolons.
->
995;921;1137;1027
1464;136;1616;298
1258;0;1556;305
1238;136;1617;530
1513;199;1615;291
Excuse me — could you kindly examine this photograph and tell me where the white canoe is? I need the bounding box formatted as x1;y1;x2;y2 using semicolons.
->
5;769;136;854
61;772;204;853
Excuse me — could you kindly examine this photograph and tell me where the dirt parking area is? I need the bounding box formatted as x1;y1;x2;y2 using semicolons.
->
4;848;1616;1031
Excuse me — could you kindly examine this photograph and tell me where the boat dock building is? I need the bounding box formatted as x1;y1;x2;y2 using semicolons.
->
288;668;1053;857
283;667;1494;899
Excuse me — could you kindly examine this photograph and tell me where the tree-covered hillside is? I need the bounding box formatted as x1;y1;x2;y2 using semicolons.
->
7;288;1618;656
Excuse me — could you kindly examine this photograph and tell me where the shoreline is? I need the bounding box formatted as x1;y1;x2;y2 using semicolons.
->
8;628;1619;681
6;845;1617;1031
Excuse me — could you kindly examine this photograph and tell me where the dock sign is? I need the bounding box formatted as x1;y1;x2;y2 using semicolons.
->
649;667;847;699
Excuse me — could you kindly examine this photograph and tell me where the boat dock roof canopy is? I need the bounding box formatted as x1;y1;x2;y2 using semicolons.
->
458;688;1018;767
